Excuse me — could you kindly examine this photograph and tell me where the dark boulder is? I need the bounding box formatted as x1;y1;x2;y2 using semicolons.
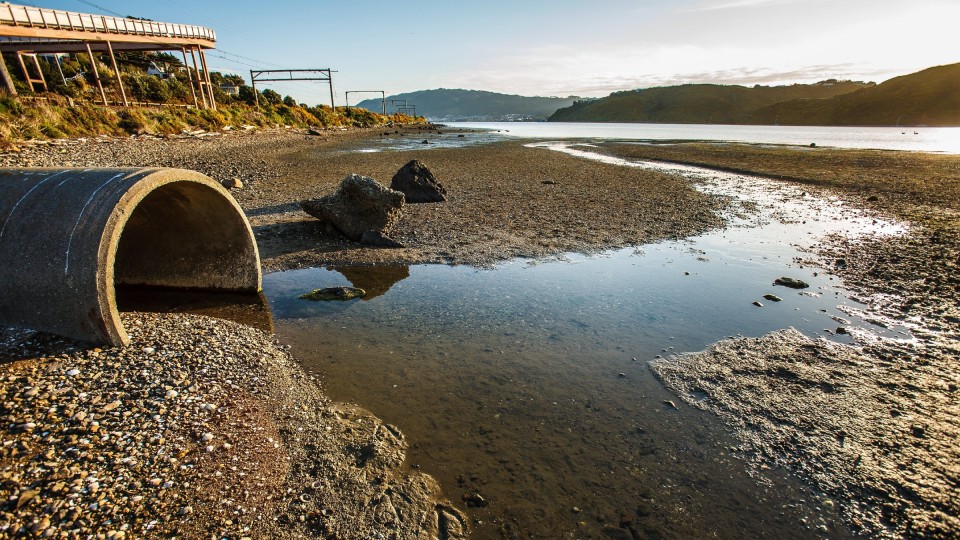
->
774;277;810;289
390;160;447;203
300;174;405;242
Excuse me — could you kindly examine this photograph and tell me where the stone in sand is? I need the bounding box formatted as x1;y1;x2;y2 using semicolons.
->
390;160;447;203
301;174;405;242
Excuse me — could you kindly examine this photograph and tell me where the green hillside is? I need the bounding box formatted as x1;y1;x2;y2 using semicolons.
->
356;89;580;121
548;80;870;123
748;63;960;126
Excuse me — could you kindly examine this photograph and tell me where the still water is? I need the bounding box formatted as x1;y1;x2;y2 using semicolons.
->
446;121;960;153
262;145;908;538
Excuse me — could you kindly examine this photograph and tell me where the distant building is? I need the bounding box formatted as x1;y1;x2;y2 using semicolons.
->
219;83;240;95
147;62;172;79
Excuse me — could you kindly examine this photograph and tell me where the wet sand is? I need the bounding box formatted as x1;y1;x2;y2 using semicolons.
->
604;142;960;538
2;129;958;538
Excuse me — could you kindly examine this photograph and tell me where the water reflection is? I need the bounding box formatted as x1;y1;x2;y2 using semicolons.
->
262;148;911;538
334;265;410;300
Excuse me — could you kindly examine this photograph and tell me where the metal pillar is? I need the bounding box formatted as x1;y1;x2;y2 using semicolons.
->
249;69;259;109
328;75;335;110
249;69;336;111
181;47;198;108
105;41;127;106
85;43;108;106
0;53;18;95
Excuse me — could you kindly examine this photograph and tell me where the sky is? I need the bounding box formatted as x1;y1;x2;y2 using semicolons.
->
30;0;960;106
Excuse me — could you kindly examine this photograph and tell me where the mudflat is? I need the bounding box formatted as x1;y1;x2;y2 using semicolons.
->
2;127;958;538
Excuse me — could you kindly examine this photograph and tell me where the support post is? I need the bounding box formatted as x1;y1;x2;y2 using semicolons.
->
105;41;127;106
181;47;198;108
251;70;259;110
16;53;47;92
188;47;208;109
1;53;19;95
198;49;215;111
85;44;108;106
53;54;67;85
328;72;334;110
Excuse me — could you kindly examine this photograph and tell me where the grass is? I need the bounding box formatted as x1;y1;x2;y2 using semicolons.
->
0;94;424;146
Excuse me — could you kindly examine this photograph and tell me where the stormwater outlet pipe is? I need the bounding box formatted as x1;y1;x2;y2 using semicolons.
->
0;168;261;346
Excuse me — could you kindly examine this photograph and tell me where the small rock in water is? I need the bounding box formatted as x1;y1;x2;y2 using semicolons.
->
299;287;366;301
836;327;849;335
663;400;678;409
763;294;782;302
618;373;627;378
774;277;810;289
752;301;764;307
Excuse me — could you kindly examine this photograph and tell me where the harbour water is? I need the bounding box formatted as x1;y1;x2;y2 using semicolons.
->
446;121;960;154
263;142;910;538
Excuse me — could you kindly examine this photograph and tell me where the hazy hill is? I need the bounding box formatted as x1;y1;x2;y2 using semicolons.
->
355;89;580;121
747;63;960;126
548;80;871;124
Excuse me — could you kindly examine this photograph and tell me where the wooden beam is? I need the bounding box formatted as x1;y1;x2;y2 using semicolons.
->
85;43;107;106
198;48;215;111
181;47;198;108
105;41;127;106
0;53;17;95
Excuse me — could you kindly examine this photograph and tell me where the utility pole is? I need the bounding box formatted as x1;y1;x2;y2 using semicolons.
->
250;69;336;110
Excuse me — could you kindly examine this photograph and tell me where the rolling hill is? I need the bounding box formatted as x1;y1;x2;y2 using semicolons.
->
355;89;580;121
548;80;871;124
548;63;960;126
746;63;960;126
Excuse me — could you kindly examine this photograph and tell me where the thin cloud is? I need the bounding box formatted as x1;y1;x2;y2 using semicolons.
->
685;0;806;12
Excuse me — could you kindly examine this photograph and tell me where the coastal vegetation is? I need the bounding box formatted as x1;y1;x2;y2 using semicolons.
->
549;63;960;126
0;51;420;145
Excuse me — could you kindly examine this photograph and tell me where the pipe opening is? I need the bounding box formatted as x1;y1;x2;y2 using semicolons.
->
114;181;258;291
112;180;269;332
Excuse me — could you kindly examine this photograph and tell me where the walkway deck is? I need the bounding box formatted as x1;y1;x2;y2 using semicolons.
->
0;2;215;51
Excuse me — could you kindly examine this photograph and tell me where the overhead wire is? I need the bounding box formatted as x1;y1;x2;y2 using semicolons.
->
62;0;338;104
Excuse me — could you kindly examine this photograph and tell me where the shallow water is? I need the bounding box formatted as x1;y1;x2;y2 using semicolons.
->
448;121;960;153
262;146;908;537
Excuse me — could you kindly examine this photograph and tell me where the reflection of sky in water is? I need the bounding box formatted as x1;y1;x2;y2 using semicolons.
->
447;121;960;154
263;148;906;538
346;129;509;153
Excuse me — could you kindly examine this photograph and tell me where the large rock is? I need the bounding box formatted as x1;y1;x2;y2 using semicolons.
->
390;160;447;203
301;174;405;242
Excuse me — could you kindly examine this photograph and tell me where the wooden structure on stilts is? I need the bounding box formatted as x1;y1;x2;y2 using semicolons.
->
0;3;217;109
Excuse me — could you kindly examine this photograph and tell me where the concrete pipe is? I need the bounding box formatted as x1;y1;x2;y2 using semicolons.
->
0;168;261;346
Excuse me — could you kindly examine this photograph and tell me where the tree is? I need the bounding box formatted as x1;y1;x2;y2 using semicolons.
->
283;95;296;107
261;88;282;105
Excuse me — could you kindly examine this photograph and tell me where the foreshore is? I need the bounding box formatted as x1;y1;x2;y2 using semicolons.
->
2;126;958;538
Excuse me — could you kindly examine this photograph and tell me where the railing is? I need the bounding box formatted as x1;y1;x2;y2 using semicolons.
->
0;3;216;42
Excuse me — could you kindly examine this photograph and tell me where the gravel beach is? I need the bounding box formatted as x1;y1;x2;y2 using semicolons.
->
2;127;958;538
